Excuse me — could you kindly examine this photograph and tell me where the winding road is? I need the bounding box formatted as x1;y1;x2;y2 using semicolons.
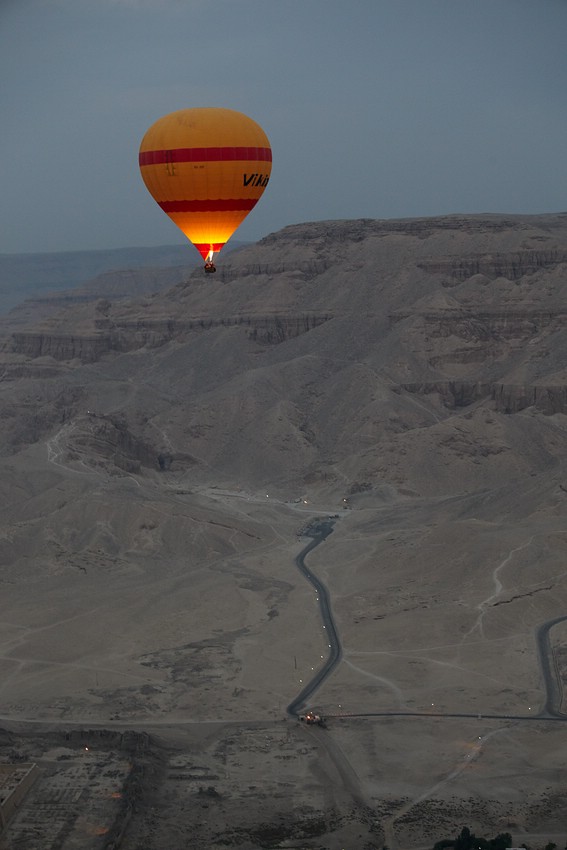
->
282;514;567;848
286;517;342;716
285;515;567;726
536;615;567;718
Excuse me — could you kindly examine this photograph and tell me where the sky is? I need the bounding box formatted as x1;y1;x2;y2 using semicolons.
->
1;0;566;255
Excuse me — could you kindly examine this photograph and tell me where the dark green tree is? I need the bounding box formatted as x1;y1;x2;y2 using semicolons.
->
455;828;474;850
490;833;513;850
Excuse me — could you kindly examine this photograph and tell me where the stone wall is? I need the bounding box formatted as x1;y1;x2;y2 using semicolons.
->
0;763;40;831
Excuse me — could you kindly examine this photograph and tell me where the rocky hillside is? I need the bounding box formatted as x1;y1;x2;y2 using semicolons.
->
0;213;566;497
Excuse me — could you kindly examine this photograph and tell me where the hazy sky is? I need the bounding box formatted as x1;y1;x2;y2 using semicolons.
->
1;0;566;254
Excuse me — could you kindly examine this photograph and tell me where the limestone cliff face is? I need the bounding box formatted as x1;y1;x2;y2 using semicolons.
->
491;384;567;415
419;249;567;282
391;302;567;413
243;314;331;344
8;314;332;362
390;309;567;340
400;381;567;414
400;381;491;409
215;260;331;282
9;332;112;362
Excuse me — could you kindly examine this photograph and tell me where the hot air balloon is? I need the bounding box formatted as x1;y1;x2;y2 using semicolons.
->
139;108;272;273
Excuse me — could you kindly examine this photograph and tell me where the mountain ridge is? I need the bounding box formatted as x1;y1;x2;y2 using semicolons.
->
1;211;565;496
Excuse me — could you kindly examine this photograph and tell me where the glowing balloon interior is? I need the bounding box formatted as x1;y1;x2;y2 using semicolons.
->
139;108;272;264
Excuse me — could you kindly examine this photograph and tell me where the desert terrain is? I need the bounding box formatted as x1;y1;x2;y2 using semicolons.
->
0;213;566;849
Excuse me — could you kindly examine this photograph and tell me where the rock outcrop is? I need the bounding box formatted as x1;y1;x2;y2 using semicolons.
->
8;314;333;362
419;249;567;282
9;331;113;362
491;383;567;415
72;413;196;473
400;380;567;414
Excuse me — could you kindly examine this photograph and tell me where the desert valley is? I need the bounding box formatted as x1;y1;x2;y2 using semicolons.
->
0;212;566;849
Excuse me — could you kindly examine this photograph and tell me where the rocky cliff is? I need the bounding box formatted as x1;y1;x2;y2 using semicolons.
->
1;212;566;490
8;313;333;361
419;248;567;282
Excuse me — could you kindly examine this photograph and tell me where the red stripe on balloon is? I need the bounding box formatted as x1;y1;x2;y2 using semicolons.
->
194;242;224;253
194;243;225;259
158;199;258;212
139;147;272;166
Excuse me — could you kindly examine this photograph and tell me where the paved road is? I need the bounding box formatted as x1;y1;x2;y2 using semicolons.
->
285;516;567;725
535;614;567;719
4;507;566;731
287;517;342;716
334;613;567;724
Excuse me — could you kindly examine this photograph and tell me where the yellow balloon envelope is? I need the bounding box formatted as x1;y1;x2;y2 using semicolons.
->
139;108;272;261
